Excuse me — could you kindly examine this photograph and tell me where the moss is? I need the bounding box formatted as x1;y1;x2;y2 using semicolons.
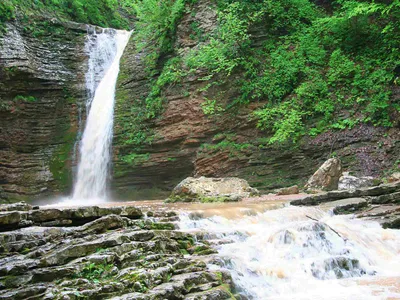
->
121;153;151;166
49;129;76;192
192;244;217;255
177;237;195;251
150;222;175;230
215;271;223;284
220;284;237;299
180;248;189;255
20;247;30;254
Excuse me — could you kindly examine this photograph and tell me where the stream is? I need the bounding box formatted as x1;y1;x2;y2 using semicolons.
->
176;202;400;299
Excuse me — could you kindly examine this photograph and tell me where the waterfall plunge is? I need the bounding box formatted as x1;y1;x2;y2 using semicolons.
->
71;29;131;203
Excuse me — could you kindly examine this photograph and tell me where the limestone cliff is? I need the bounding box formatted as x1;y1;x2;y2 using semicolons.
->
112;1;400;199
0;18;88;202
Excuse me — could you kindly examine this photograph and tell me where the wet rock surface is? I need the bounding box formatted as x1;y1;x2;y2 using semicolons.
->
305;158;342;191
292;181;400;228
0;18;89;202
338;173;378;191
275;185;299;196
0;203;234;299
166;177;259;203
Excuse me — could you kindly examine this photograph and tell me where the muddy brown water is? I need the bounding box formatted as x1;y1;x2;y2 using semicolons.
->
44;194;400;299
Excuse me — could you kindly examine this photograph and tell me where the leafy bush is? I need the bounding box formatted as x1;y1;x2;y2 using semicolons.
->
0;0;134;29
179;0;399;143
132;0;186;71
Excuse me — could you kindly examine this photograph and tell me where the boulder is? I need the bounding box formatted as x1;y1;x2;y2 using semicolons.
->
275;185;299;196
305;158;342;191
167;177;260;202
388;172;400;183
338;172;378;190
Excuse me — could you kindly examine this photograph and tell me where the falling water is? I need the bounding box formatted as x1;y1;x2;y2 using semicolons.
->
179;206;400;299
71;29;131;203
72;27;116;168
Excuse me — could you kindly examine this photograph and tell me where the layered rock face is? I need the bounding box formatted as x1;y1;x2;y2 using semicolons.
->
0;203;234;299
291;181;400;228
0;19;88;202
112;0;400;199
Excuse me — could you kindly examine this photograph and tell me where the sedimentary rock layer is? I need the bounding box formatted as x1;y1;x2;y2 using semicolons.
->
0;19;88;202
112;0;400;198
0;203;234;299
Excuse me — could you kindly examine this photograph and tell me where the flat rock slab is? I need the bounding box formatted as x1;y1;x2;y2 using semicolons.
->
0;206;234;299
356;205;400;229
0;205;143;231
291;181;400;206
357;205;400;218
320;198;368;214
369;192;400;205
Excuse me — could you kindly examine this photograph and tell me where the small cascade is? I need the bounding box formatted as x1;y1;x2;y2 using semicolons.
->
70;28;131;203
179;206;400;299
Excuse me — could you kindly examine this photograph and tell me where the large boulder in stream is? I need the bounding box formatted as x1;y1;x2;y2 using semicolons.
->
305;158;342;191
166;177;260;203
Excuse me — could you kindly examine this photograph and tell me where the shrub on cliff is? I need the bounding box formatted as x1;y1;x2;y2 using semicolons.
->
133;0;399;144
0;0;135;29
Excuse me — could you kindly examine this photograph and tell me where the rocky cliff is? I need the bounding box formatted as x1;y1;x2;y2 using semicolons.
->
0;1;398;203
112;1;400;199
0;18;88;202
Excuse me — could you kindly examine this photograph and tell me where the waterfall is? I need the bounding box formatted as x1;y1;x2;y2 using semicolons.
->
179;206;400;299
70;28;131;203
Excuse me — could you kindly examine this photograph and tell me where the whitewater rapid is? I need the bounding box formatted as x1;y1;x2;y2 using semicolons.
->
179;205;400;299
71;29;131;203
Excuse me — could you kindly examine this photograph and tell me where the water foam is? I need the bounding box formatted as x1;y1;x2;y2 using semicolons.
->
179;206;400;299
67;29;131;204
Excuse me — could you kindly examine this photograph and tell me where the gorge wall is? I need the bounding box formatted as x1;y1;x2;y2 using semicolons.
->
0;18;88;202
112;0;400;199
0;0;398;203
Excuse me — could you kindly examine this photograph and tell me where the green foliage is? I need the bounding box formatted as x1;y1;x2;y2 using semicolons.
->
75;262;114;282
254;102;305;144
172;0;399;143
132;0;186;71
49;130;75;190
201;98;224;115
121;153;150;165
0;2;14;19
200;134;255;157
13;95;37;102
0;0;134;30
145;57;186;118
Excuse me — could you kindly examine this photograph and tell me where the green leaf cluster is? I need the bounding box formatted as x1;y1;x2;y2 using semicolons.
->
132;0;186;71
163;0;399;143
0;0;135;29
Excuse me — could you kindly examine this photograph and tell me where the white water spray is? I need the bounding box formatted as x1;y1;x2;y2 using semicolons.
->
71;29;131;203
179;206;400;299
